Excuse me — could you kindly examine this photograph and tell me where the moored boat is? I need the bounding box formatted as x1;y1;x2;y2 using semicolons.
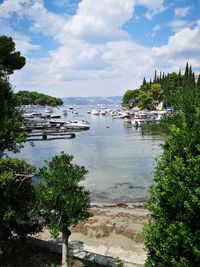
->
62;120;90;130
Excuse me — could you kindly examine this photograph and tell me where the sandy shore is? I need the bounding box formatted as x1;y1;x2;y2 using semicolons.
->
35;203;148;266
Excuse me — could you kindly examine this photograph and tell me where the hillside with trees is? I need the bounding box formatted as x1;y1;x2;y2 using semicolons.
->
122;64;200;110
144;64;200;266
15;90;63;106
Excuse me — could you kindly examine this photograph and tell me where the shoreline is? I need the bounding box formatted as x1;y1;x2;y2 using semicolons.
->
35;203;148;266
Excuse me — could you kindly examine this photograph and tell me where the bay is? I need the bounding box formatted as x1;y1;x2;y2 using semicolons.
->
10;105;163;205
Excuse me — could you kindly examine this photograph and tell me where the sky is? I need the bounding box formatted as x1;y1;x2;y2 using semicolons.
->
0;0;200;97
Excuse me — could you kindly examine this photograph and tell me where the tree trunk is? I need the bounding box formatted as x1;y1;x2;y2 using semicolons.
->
62;227;71;267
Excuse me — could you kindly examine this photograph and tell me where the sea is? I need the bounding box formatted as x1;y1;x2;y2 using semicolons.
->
9;105;163;205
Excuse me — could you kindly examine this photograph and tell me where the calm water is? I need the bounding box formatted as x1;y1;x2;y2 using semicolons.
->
11;105;163;205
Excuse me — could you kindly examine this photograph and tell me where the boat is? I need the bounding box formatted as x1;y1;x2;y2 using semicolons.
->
91;109;100;115
68;105;74;111
63;110;68;115
100;110;106;115
131;113;149;127
45;107;53;113
49;119;66;127
112;112;127;119
63;120;90;130
50;114;61;119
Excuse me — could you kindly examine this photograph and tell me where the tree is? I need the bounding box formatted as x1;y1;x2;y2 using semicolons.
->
0;76;26;156
122;89;140;107
36;152;91;267
0;36;42;251
150;83;163;101
144;78;200;266
0;35;25;74
136;90;154;110
0;158;42;249
15;90;63;106
0;36;27;156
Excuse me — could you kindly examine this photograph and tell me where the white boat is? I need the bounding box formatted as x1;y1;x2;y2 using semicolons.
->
150;111;167;123
50;114;61;119
91;109;100;115
68;105;74;111
45;107;53;113
63;120;90;130
131;113;149;127
112;112;127;119
100;110;106;115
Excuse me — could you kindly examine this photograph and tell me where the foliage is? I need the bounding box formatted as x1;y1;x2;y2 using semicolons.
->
144;71;200;266
0;36;27;156
0;35;25;74
0;157;42;248
136;90;154;110
122;63;198;110
36;151;91;236
122;89;140;107
0;77;26;156
15;90;63;106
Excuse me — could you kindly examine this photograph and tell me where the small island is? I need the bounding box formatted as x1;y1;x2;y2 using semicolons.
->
15;90;63;106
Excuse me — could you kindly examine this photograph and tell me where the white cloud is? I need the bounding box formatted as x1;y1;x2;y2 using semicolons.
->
1;0;199;97
136;0;165;20
153;24;160;31
0;0;27;18
168;19;189;32
152;20;200;70
175;6;191;17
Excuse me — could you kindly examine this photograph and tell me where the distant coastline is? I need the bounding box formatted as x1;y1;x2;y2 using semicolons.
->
62;96;122;105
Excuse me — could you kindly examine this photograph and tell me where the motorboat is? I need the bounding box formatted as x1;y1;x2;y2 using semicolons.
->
100;110;106;115
45;107;53;113
63;120;90;130
49;119;66;127
112;112;127;119
91;109;100;115
131;113;149;127
50;114;61;119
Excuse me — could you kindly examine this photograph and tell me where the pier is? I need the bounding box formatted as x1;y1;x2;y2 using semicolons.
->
26;129;76;141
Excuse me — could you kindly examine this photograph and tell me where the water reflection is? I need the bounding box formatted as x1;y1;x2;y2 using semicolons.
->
9;105;163;204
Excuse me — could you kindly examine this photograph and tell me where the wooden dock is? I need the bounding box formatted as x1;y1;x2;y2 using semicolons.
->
26;130;76;141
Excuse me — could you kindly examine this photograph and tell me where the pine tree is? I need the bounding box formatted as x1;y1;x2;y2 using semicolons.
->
143;77;147;85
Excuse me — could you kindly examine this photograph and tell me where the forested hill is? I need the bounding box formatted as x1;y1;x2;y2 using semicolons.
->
122;63;200;110
15;90;63;106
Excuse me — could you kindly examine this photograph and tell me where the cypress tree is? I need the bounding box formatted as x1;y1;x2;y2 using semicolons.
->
197;74;200;91
154;70;157;83
144;82;200;267
143;77;147;85
183;62;189;89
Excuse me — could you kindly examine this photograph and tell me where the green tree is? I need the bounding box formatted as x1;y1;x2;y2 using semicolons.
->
144;81;200;266
0;36;27;156
0;76;26;156
150;83;163;101
0;36;25;74
197;75;200;91
136;90;154;110
0;158;41;249
36;152;91;267
122;89;140;107
15;90;63;106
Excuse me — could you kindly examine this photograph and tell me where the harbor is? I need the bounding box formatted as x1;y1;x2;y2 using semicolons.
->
11;104;164;205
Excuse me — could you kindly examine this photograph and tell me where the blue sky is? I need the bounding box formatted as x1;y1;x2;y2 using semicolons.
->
0;0;200;97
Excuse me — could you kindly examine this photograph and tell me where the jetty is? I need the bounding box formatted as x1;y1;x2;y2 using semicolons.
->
26;129;76;141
